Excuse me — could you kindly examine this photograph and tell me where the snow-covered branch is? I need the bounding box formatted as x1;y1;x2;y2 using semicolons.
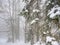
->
48;5;60;19
30;18;39;25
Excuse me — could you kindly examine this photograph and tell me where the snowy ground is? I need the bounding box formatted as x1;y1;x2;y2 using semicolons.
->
0;39;30;45
0;37;59;45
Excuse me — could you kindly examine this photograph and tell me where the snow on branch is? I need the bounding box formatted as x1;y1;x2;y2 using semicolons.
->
48;5;60;19
46;36;56;43
25;9;28;12
30;18;39;25
33;9;40;12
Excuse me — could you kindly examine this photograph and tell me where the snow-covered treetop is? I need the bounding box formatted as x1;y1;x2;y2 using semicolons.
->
48;5;60;19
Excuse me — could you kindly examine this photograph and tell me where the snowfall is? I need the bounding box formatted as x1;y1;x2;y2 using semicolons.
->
0;11;59;45
0;0;60;45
